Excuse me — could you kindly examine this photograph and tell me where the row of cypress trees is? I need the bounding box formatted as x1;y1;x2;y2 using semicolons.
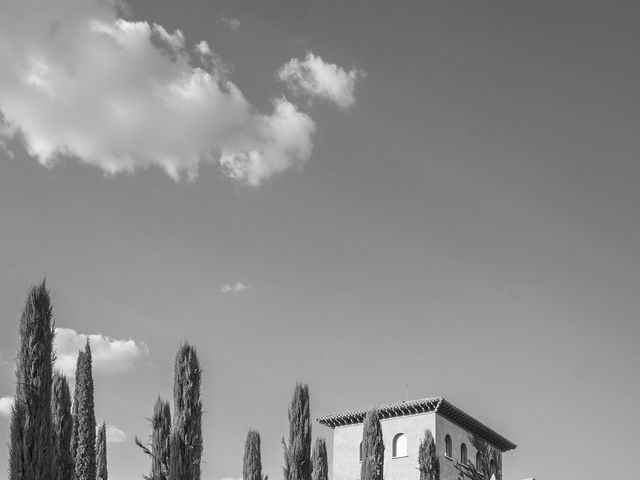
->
7;281;109;480
136;342;203;480
241;383;328;480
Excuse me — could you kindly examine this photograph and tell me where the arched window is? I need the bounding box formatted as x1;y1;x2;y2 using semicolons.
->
490;459;497;478
392;433;407;457
476;452;482;470
359;441;363;462
444;434;452;458
460;443;467;464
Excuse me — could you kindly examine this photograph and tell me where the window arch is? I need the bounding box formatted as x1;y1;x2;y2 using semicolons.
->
460;443;467;464
444;434;452;458
489;459;497;478
476;452;482;470
392;433;407;458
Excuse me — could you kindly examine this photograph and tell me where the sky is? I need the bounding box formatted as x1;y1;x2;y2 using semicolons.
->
0;1;639;479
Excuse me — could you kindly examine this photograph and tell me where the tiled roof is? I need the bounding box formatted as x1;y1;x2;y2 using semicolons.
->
316;397;516;452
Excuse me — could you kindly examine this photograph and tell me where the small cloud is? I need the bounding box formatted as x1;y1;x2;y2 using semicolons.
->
222;17;241;33
220;282;252;294
54;327;150;377
0;396;15;418
278;52;366;109
106;424;127;443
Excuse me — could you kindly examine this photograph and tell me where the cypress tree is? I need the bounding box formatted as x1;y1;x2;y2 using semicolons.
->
52;371;73;480
311;438;328;480
243;430;264;480
9;280;55;480
136;397;172;480
282;383;311;480
96;422;108;480
168;342;202;480
8;399;26;479
74;341;97;480
360;410;383;480
418;429;439;480
71;349;86;460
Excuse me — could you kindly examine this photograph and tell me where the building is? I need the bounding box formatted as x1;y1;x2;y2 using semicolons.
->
317;397;516;480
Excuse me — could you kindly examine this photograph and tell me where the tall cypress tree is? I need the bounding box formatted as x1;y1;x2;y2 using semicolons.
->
136;397;172;480
74;341;97;480
168;342;202;480
243;430;264;480
9;280;55;480
282;383;311;480
96;422;108;480
311;438;328;480
52;371;73;480
8;399;26;480
418;429;439;480
71;349;86;460
360;410;384;480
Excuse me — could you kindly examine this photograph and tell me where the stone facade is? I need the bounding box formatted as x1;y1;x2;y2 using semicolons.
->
319;398;513;480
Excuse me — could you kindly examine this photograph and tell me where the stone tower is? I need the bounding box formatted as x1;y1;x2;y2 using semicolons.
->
317;397;516;480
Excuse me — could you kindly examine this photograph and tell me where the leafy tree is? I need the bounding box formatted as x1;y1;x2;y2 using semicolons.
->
136;397;172;480
96;422;108;480
418;429;439;480
8;399;26;480
454;434;501;480
243;430;267;480
311;438;328;480
71;349;86;460
360;410;384;480
74;341;97;480
52;371;74;480
9;280;55;480
282;383;311;480
168;342;203;480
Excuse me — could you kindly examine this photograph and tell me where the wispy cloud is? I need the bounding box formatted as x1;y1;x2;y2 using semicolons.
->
0;0;315;185
105;424;127;443
221;282;252;294
54;327;149;377
278;52;366;109
222;17;241;34
0;396;14;418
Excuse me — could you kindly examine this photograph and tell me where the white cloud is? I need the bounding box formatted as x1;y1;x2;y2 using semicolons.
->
0;0;315;185
278;52;366;109
54;327;149;376
0;396;15;418
220;282;252;294
222;17;241;34
106;424;127;443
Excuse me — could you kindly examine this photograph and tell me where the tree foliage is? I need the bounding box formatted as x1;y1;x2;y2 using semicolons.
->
136;397;172;480
52;371;73;480
454;434;502;480
360;410;384;480
311;438;328;480
243;430;267;480
418;429;439;480
8;399;26;480
10;280;55;480
96;422;108;480
168;342;203;480
74;341;97;480
71;349;85;460
282;383;311;480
